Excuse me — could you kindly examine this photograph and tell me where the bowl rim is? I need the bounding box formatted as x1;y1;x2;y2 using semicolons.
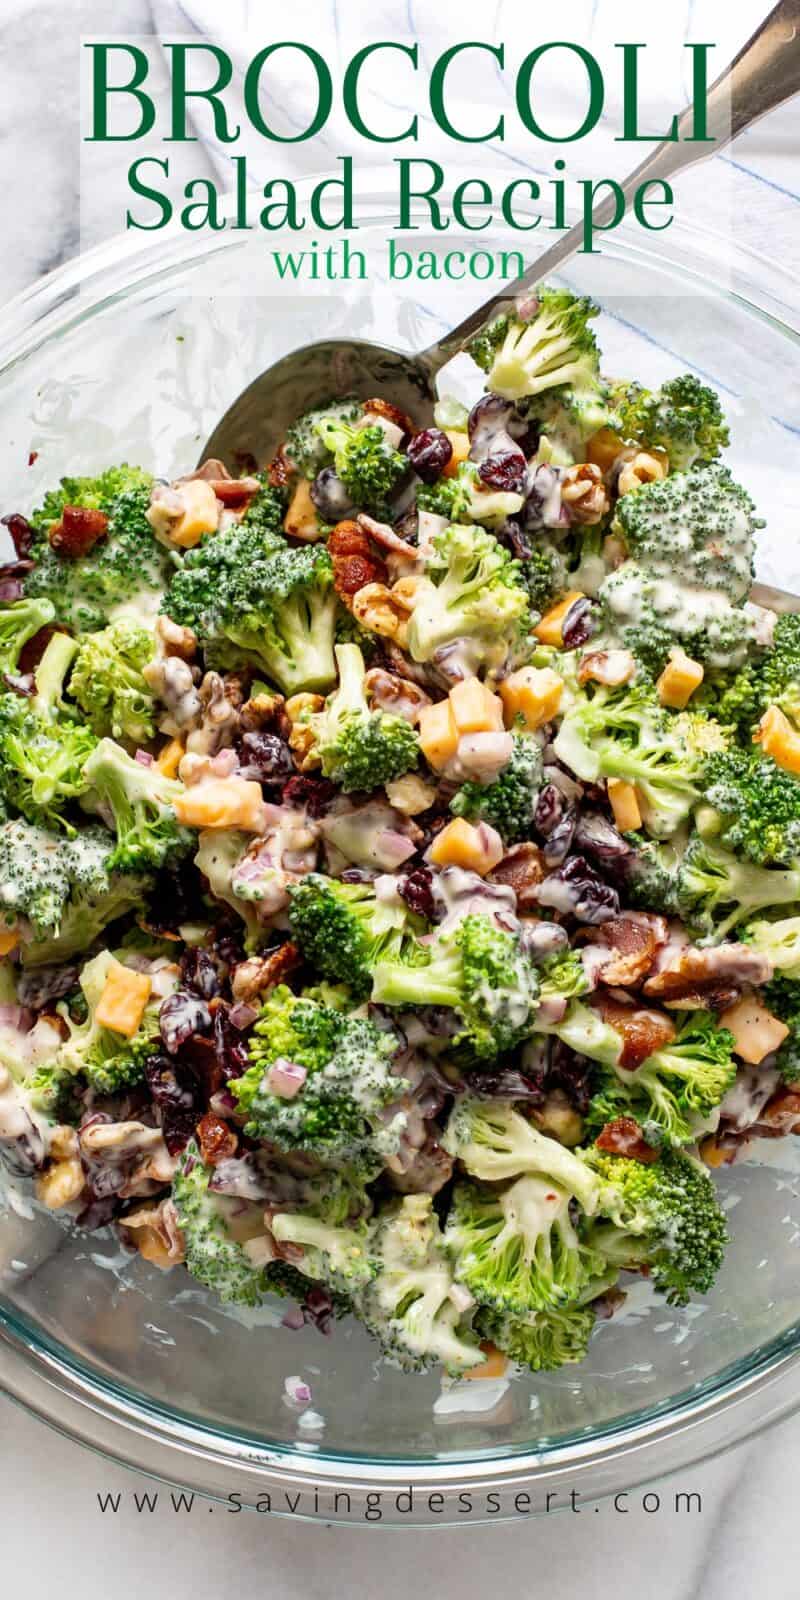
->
2;199;800;1520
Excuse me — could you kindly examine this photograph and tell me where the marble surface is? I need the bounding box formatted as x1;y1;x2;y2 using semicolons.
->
2;0;800;1590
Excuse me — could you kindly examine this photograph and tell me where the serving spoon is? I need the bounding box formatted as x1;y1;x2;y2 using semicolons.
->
201;0;800;472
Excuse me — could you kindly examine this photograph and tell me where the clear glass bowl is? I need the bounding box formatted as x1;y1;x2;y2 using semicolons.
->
2;183;800;1524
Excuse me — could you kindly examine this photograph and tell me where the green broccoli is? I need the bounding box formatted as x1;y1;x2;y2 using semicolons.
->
237;476;288;540
763;977;800;1083
0;632;96;830
288;872;426;998
173;1143;270;1307
468;288;601;404
25;1061;84;1125
300;643;419;792
602;562;756;673
26;469;171;633
741;916;800;978
68;618;157;746
162;524;338;695
270;1211;375;1300
230;985;408;1168
0;817;148;964
676;832;800;940
702;747;800;865
450;733;542;843
613;375;730;471
82;737;191;873
477;1302;598;1371
584;1144;729;1305
442;1099;603;1212
57;949;161;1094
618;833;682;915
407;522;530;676
517;540;564;616
444;1175;607;1317
0;597;56;677
313;416;407;518
713;612;800;739
588;1012;737;1148
284;399;361;479
415;461;525;530
467;313;510;373
612;464;761;604
372;914;540;1060
357;1194;482;1375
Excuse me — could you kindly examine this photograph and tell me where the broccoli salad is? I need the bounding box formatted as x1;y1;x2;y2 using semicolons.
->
0;284;798;1382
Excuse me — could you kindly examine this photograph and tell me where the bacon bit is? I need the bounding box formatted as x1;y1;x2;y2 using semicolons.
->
334;552;387;599
50;505;109;557
595;1115;660;1163
644;943;771;1011
28;450;38;467
328;520;372;557
487;843;545;911
363;397;415;442
231;941;301;1005
196;1112;238;1166
268;446;295;489
579;912;667;989
210;478;259;508
596;993;676;1070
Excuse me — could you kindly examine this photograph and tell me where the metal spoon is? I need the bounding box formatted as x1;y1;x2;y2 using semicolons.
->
201;0;800;470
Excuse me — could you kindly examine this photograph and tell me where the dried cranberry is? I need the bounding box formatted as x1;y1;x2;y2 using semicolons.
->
1;512;35;559
478;449;527;495
281;774;336;817
542;803;577;867
407;428;453;483
536;855;620;924
467;394;514;441
238;730;294;785
145;1054;197;1111
561;597;597;650
180;946;222;1000
534;783;567;838
213;1005;251;1083
398;865;436;921
498;515;533;562
0;576;24;603
301;1283;337;1336
161;1105;200;1156
574;811;634;868
462;1067;544;1102
146;859;209;933
310;466;354;522
159;990;212;1056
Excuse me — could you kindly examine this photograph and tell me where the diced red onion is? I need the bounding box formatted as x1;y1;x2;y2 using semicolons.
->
266;1059;307;1099
284;1374;313;1404
135;750;154;767
228;1001;258;1030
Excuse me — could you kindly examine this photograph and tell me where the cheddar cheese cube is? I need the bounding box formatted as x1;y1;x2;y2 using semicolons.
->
427;817;504;875
499;666;563;731
170;480;220;549
755;704;800;776
174;777;266;832
607;778;642;833
464;1342;509;1380
533;592;585;648
442;431;470;478
656;648;704;710
0;929;20;957
95;960;152;1038
156;738;185;779
449;676;504;734
418;699;459;770
719;995;790;1065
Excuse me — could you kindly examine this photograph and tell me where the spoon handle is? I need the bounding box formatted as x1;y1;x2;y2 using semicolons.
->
421;0;800;374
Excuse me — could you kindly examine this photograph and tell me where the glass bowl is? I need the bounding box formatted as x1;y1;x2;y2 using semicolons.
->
2;179;800;1525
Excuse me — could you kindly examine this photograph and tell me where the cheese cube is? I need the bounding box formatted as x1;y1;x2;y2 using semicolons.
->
533;592;585;648
174;777;266;832
95;960;152;1038
586;427;624;472
170;480;220;549
449;676;504;734
418;699;459;770
607;778;642;833
657;648;704;710
0;928;19;957
427;817;504;875
719;995;790;1065
463;1343;509;1380
442;431;470;478
499;666;563;731
755;704;800;776
156;738;185;779
284;478;320;541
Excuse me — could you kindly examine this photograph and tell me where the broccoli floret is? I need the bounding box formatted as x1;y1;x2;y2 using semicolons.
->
0;597;56;677
271;1211;375;1300
284;400;361;480
469;288;601;403
288;872;425;998
445;1175;607;1318
450;733;542;844
702;747;800;865
535;997;624;1070
619;618;680;679
300;643;419;792
584;1144;729;1305
313;416;407;519
742;917;800;978
26;472;170;633
0;818;147;966
357;1194;482;1375
477;1302;597;1371
230;985;408;1168
762;977;800;1083
521;378;620;463
173;1143;269;1307
588;1012;737;1148
57;949;161;1094
25;1061;84;1125
602;563;756;673
618;833;682;915
82;737;191;873
415;461;524;531
517;540;563;616
162;524;338;696
0;633;96;831
442;1099;603;1212
612;464;761;604
613;375;730;472
553;678;704;838
467;313;510;373
372;914;540;1060
407;522;530;676
677;832;800;940
238;476;288;540
68;619;157;745
714;613;800;738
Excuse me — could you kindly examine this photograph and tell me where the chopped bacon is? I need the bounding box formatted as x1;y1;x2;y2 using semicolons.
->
328;520;371;557
196;1112;238;1166
487;843;545;911
595;1116;660;1163
363;397;415;442
579;912;667;988
596;993;676;1069
268;446;295;489
231;940;301;1005
643;942;772;1011
50;505;109;557
328;518;388;601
